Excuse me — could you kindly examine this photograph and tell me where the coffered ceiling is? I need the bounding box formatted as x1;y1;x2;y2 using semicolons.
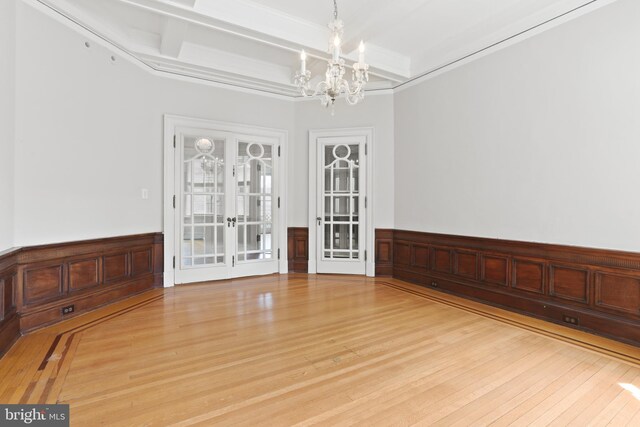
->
36;0;612;96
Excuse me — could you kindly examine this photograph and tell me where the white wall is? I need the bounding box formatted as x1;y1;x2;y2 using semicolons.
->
14;0;294;246
394;0;640;252
292;95;395;228
0;0;16;252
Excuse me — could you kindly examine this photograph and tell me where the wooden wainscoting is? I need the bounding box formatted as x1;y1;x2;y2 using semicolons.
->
0;250;20;356
0;233;163;356
390;230;640;346
375;229;394;276
287;227;308;273
289;228;394;275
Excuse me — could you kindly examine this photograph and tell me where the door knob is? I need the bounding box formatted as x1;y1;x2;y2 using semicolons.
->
227;217;232;227
232;217;237;227
316;216;321;226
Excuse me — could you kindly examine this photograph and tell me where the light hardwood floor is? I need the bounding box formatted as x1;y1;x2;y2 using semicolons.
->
1;274;640;426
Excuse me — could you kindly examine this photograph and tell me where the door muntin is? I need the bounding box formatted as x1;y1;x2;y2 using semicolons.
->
235;140;275;264
317;137;366;274
180;134;228;270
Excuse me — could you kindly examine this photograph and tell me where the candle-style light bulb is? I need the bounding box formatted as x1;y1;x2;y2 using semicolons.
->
300;49;306;73
332;35;341;61
358;41;365;67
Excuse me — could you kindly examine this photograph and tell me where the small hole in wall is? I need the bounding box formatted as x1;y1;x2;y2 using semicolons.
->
85;42;90;48
110;55;116;62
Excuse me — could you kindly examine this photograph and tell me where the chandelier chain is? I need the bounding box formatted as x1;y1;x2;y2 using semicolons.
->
333;0;338;20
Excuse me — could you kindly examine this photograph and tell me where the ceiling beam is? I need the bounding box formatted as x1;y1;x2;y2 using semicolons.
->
115;0;411;79
160;18;189;57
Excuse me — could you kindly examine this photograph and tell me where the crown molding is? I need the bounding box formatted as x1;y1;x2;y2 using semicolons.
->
31;0;618;102
395;0;619;93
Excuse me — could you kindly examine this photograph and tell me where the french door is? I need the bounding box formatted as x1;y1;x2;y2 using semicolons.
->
315;136;367;274
173;127;280;284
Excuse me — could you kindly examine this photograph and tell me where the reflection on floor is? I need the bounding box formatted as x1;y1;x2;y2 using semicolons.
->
1;274;639;425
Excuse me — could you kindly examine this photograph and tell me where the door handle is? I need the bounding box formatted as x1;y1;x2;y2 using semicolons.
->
227;217;232;227
316;216;321;226
232;217;237;227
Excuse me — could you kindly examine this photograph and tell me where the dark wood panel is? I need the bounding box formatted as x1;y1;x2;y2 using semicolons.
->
132;248;152;276
0;311;19;357
550;265;589;303
393;267;640;346
153;234;164;288
287;228;308;273
376;241;392;263
512;259;545;295
295;238;308;260
20;276;155;332
103;253;129;283
68;258;100;292
595;272;640;316
2;275;15;319
455;251;478;280
0;250;19;356
393;243;411;267
481;255;508;287
23;264;64;305
432;248;452;274
375;229;394;276
0;279;5;320
15;233;158;264
0;234;161;356
389;229;640;346
412;245;429;269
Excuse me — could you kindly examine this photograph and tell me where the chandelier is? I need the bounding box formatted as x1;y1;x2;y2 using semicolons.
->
294;0;369;109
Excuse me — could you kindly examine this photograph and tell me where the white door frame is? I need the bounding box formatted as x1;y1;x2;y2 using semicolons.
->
164;114;288;287
308;128;374;277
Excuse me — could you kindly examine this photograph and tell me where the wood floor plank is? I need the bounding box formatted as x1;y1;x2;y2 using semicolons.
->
1;274;639;426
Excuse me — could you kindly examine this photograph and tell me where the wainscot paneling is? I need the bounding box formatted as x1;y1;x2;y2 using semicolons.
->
391;230;640;346
375;229;394;276
0;233;164;356
0;249;19;356
287;228;308;273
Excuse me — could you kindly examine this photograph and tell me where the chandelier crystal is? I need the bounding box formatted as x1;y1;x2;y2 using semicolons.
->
294;0;369;109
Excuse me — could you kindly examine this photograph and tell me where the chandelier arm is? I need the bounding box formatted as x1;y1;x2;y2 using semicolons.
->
342;79;364;99
313;81;330;97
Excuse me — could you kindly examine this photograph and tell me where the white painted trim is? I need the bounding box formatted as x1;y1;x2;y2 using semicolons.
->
32;0;618;101
308;128;374;277
30;0;295;101
163;115;288;287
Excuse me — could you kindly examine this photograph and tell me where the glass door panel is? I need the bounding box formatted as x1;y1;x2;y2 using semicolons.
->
322;144;360;261
316;137;366;274
181;136;226;269
234;139;278;276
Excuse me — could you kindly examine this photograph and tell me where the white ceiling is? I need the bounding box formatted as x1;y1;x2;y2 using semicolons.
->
37;0;609;96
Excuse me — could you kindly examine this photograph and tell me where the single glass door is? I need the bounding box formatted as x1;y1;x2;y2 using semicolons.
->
316;136;366;274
